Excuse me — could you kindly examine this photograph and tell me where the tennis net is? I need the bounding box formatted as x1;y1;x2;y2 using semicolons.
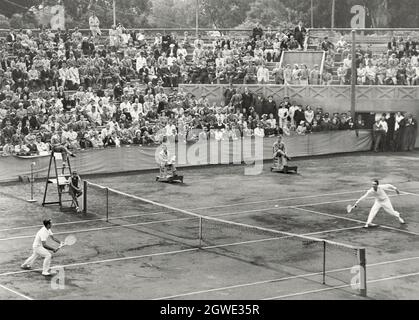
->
82;180;367;297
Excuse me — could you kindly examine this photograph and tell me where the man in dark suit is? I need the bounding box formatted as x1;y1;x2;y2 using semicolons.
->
294;21;307;49
294;105;306;127
253;93;265;117
252;23;264;40
241;87;254;112
6;29;16;43
263;96;277;119
386;113;396;151
223;84;236;106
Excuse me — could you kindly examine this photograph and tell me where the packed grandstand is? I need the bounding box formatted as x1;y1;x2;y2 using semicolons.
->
0;20;418;158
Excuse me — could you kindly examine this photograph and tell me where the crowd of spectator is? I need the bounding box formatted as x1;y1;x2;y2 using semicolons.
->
0;20;312;93
371;112;417;152
0;22;417;157
0;77;361;157
318;34;419;86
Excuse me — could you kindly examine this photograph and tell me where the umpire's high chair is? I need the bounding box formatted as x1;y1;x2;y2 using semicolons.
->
42;151;75;210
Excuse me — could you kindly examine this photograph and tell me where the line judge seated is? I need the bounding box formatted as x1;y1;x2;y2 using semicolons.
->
158;137;178;178
272;135;291;170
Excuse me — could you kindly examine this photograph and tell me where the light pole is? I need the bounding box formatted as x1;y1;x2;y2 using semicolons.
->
113;0;116;26
311;0;314;28
331;0;335;30
195;0;199;38
27;162;37;203
351;30;357;121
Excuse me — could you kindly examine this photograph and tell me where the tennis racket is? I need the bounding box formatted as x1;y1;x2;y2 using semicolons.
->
346;204;356;213
57;235;77;250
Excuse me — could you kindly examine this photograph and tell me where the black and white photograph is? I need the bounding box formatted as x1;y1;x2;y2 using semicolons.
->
0;0;419;307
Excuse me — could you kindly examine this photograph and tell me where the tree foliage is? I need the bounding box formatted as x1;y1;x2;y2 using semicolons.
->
200;0;251;28
149;0;196;28
2;0;419;30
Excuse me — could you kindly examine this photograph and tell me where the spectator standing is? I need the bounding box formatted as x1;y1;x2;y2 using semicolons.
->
89;12;101;38
372;118;385;152
321;37;335;54
272;63;284;84
309;65;321;85
241;88;254;113
277;104;289;131
403;114;417;151
257;64;270;84
393;112;404;151
294;105;305;127
294;21;307;50
263;96;277;118
299;64;309;85
304;106;315;125
252;23;264;40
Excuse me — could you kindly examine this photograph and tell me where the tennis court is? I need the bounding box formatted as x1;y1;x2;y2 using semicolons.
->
1;151;419;300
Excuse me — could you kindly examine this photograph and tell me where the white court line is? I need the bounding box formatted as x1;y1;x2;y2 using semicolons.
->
0;189;367;233
2;187;418;234
264;271;419;300
295;207;419;237
0;199;357;235
0;283;33;300
0;225;365;277
0;212;169;233
213;191;413;218
401;191;419;197
188;190;366;210
0;216;194;242
155;255;419;300
0;192;415;242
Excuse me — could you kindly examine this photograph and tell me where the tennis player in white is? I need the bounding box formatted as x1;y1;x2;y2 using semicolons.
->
21;219;61;276
353;180;405;228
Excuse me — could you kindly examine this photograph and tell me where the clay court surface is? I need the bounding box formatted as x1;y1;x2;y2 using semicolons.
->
0;151;419;300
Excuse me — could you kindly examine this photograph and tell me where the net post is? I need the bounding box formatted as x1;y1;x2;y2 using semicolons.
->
359;248;367;297
322;241;326;285
198;217;203;247
83;181;87;213
106;187;109;223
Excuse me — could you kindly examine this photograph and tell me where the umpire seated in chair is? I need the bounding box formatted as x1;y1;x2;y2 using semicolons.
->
272;135;297;174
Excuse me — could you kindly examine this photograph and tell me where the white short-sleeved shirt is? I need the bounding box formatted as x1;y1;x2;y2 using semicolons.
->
32;226;53;249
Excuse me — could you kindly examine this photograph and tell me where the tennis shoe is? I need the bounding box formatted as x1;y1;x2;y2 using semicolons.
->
364;224;379;229
21;265;31;270
399;217;405;224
